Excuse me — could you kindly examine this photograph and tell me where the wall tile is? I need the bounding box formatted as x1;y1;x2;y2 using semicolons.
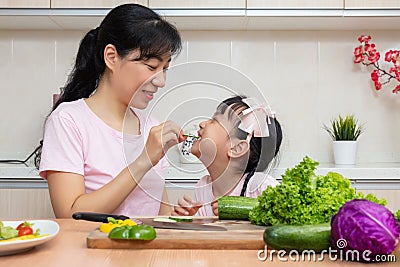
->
0;29;398;164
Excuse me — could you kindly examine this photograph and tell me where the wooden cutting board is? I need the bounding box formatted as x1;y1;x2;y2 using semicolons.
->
87;219;267;250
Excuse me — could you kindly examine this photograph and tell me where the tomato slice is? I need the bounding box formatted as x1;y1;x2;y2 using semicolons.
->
18;226;33;236
16;221;33;231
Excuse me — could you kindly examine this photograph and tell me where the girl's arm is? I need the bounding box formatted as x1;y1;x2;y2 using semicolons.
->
172;194;203;216
158;187;172;216
47;155;151;218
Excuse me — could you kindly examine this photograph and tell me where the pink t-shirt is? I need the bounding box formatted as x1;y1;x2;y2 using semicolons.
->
39;99;168;216
194;172;279;216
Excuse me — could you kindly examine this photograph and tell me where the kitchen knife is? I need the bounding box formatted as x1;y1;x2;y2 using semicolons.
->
72;212;227;231
139;218;227;231
72;212;130;223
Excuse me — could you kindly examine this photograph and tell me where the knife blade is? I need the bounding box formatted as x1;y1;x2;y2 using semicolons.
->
72;212;227;231
140;218;227;231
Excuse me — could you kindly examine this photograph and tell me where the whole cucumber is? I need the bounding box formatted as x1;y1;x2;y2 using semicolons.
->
264;223;331;252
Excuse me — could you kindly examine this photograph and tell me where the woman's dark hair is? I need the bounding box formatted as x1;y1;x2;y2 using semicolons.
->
54;3;181;110
216;95;282;196
35;4;182;168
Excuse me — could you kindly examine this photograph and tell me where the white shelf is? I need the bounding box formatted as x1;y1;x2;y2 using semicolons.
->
0;8;400;30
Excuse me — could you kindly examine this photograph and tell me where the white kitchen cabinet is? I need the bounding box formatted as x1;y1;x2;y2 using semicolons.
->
149;0;245;9
345;0;400;9
0;0;49;8
247;0;343;9
51;0;147;8
0;189;55;219
356;189;400;213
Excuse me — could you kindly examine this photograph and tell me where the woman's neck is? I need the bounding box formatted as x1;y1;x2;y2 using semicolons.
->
207;161;245;197
85;82;139;134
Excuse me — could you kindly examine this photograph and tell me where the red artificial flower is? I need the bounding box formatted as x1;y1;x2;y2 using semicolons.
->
393;84;400;94
368;51;380;63
358;35;371;43
371;70;380;82
364;43;376;52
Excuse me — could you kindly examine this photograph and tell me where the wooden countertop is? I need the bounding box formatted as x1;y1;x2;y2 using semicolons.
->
0;219;398;266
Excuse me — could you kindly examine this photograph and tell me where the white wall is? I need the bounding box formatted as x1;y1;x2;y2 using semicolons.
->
0;30;399;165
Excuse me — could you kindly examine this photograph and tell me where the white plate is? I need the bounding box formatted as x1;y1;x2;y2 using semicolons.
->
0;220;59;256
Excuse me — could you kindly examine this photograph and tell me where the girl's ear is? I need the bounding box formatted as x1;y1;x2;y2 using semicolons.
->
228;140;250;159
104;44;119;71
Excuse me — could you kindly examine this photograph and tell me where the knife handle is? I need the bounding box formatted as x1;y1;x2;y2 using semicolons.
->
72;212;129;223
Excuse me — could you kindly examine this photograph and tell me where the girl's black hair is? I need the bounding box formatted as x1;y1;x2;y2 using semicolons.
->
35;4;182;168
216;95;282;196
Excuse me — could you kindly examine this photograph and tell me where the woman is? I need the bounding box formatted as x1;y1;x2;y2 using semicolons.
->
38;4;183;218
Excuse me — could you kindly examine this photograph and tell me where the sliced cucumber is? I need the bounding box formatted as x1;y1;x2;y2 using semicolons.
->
169;216;193;222
153;217;177;223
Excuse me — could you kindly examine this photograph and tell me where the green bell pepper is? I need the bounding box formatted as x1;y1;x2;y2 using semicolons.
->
108;224;156;240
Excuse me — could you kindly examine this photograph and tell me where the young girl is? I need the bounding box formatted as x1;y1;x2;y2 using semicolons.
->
173;95;282;216
38;4;184;218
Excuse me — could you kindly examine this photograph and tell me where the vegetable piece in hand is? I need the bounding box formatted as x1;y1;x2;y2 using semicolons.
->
331;199;400;262
108;225;156;240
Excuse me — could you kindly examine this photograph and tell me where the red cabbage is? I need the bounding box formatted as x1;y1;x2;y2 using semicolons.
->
331;199;400;261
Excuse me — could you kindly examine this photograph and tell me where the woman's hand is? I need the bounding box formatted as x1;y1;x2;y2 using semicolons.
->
140;120;185;167
172;194;203;216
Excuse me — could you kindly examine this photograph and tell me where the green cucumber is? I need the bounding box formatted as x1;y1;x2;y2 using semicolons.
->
169;216;193;222
264;223;331;252
218;196;259;220
153;217;177;223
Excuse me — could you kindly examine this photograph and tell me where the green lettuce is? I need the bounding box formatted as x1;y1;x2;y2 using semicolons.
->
249;156;386;226
395;209;400;223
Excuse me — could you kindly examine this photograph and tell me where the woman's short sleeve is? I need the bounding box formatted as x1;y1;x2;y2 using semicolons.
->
39;115;84;179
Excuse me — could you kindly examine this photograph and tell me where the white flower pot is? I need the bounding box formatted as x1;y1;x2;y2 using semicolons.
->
333;140;358;165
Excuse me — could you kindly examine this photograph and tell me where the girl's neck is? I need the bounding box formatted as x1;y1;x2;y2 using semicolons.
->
207;162;245;197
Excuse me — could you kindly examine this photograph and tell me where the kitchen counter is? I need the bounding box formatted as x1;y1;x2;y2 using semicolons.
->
0;219;398;266
1;163;400;189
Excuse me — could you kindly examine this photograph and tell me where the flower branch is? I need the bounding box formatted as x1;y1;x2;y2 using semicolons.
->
354;35;400;94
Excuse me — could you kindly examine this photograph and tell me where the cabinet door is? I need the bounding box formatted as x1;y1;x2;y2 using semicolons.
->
0;189;55;219
0;0;49;8
356;189;400;213
345;0;400;9
149;0;245;9
247;0;343;9
51;0;147;8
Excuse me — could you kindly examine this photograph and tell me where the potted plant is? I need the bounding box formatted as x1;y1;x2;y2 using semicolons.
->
323;115;363;165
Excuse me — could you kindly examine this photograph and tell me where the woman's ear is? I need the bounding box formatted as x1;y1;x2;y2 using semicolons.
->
227;140;250;159
103;44;119;71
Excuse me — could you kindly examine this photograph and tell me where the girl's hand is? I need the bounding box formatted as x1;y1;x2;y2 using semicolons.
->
141;120;185;167
211;200;218;216
172;194;203;216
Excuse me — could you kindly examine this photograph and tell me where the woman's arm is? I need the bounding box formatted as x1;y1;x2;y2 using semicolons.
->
47;121;184;218
158;187;172;216
47;156;151;218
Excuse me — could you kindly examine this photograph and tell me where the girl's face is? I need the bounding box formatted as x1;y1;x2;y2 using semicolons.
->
191;110;237;167
113;50;171;109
